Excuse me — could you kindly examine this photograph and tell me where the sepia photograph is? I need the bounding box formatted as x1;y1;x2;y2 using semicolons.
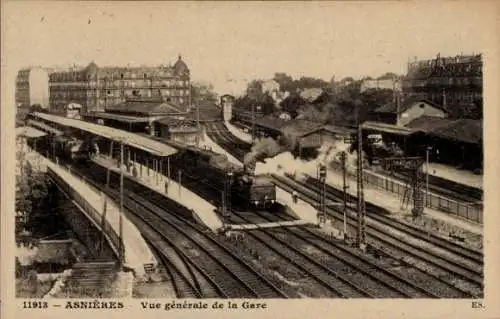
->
1;1;499;318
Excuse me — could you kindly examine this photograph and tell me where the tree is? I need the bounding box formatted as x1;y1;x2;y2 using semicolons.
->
16;161;50;237
279;94;307;118
273;73;296;93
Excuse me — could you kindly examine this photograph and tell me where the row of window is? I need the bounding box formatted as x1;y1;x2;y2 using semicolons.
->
100;79;189;88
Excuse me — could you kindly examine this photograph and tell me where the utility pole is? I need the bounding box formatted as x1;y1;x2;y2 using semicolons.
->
251;103;255;143
356;107;366;249
340;151;348;240
425;146;431;206
317;163;327;225
118;139;124;269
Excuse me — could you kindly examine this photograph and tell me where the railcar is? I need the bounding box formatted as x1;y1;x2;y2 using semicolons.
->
173;146;277;209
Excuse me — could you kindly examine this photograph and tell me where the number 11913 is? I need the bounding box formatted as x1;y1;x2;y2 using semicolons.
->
23;301;48;309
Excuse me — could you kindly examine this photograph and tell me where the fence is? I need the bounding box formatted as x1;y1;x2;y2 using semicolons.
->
46;167;121;258
329;161;483;224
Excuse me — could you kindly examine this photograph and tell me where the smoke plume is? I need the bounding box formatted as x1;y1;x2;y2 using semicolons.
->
243;134;297;173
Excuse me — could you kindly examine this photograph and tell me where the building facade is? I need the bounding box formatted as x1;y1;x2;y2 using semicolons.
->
360;78;402;93
15;67;50;108
48;55;191;115
402;54;483;114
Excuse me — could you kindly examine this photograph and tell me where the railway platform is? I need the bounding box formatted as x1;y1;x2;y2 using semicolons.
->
306;171;483;235
201;130;242;166
424;162;483;190
93;156;224;232
224;120;253;144
226;220;312;231
26;153;157;277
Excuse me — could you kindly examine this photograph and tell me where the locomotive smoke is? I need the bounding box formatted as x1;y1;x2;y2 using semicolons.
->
251;136;368;180
243;134;297;173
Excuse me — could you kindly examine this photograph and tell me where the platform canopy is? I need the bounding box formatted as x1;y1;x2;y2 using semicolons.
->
27;119;63;136
32;112;178;157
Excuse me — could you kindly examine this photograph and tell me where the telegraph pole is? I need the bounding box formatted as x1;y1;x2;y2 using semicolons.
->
317;164;327;225
340;151;348;240
251;103;255;143
356;107;366;249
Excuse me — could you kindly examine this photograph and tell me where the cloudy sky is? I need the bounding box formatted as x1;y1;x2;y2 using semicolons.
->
2;1;496;96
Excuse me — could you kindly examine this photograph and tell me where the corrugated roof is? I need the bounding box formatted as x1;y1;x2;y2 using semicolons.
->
32;112;178;157
374;97;445;114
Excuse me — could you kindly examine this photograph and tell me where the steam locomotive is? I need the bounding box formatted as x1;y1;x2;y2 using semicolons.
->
50;135;97;162
172;146;277;209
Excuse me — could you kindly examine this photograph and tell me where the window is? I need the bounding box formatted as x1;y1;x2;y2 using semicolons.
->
121;73;124;79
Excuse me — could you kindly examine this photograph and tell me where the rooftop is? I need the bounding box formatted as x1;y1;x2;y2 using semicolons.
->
374;97;445;114
105;98;187;116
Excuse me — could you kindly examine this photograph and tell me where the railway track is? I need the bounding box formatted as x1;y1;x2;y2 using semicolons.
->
232;211;453;298
272;174;483;297
64;159;289;299
370;168;482;204
303;176;484;265
247;210;472;298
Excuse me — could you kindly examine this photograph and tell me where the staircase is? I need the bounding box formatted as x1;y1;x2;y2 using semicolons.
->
66;261;117;297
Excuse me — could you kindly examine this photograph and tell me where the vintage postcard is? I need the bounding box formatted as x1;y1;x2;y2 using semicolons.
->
1;1;499;318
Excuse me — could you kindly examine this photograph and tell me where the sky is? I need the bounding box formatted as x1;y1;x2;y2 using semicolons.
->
2;1;496;96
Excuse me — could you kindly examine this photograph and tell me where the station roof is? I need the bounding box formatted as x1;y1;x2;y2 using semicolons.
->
428;118;482;145
105;98;187;116
86;112;166;123
32;112;178;157
27;119;63;136
361;121;415;136
405;116;453;133
281;119;324;137
406;116;482;145
16;126;47;138
374;97;446;114
322;124;356;135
